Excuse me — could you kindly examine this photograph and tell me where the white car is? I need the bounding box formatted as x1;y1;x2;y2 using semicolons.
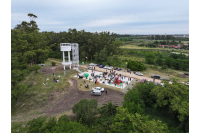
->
89;63;97;66
103;65;109;69
137;72;143;76
88;66;94;70
108;66;113;70
92;87;104;92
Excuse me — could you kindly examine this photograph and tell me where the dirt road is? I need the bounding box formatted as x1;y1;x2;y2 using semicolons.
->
80;65;162;83
47;59;162;83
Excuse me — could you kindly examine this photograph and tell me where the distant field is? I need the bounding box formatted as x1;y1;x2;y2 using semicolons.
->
120;45;165;50
171;52;189;56
120;45;189;53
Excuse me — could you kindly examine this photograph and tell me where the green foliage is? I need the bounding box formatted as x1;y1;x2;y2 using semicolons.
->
127;60;145;71
107;55;122;67
108;106;169;133
156;58;163;66
72;99;98;125
51;62;56;66
27;116;47;133
136;82;157;107
161;65;168;70
11;13;50;106
145;52;155;64
99;102;118;116
123;88;145;114
150;81;189;123
120;37;132;42
58;114;70;125
26;115;94;133
49;121;93;133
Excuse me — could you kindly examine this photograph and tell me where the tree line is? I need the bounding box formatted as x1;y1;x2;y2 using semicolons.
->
21;80;188;133
145;52;189;71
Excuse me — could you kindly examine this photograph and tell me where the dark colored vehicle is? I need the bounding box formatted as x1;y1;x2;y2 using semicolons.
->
140;79;146;83
134;71;137;74
184;73;189;76
99;65;105;68
161;78;170;81
114;67;118;70
127;69;130;72
79;75;83;79
117;68;122;71
96;64;100;66
151;75;160;79
103;72;108;75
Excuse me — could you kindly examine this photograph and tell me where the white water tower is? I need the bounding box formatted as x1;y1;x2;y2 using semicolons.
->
60;43;79;70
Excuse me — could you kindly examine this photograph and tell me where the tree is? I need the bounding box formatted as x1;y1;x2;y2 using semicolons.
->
108;106;169;133
127;60;145;71
72;99;98;125
150;80;189;131
123;87;145;114
11;14;50;106
135;82;157;107
99;102;118;116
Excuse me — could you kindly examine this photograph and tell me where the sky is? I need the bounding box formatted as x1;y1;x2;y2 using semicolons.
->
11;0;189;34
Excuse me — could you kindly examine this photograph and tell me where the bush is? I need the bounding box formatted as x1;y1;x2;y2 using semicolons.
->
127;60;145;71
72;99;98;126
161;65;168;70
51;62;56;66
27;116;47;133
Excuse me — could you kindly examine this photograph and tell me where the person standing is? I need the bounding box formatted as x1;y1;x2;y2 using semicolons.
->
106;90;107;94
94;67;95;70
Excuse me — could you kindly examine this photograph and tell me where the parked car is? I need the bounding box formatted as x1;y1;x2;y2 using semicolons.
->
114;67;118;70
88;66;94;70
96;64;100;66
151;75;160;79
127;69;130;72
184;73;189;76
92;87;104;92
103;65;109;69
160;78;170;81
154;82;158;85
140;79;146;83
146;80;151;84
99;65;105;68
136;72;143;76
117;68;122;71
91;90;101;96
108;66;113;70
160;83;164;87
89;63;97;66
134;71;137;74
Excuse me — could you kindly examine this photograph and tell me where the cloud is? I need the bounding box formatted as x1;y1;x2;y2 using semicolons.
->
11;0;189;34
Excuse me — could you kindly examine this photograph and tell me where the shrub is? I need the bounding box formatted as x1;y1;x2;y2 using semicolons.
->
161;65;168;70
72;99;97;126
127;60;145;71
27;116;47;133
51;62;56;66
